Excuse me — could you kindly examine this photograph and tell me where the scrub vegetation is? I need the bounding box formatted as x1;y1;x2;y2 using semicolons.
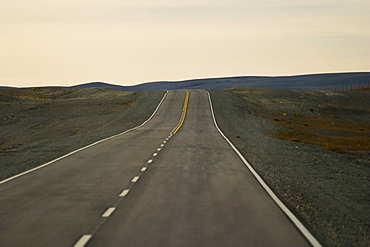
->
232;87;370;158
1;86;369;246
0;88;165;179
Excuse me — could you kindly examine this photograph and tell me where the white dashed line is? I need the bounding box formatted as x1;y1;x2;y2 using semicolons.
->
102;207;116;218
141;167;147;172
163;141;167;144
147;159;153;164
131;176;140;183
119;189;129;197
153;153;158;157
74;235;92;247
0;91;169;186
160;144;164;147
157;148;161;151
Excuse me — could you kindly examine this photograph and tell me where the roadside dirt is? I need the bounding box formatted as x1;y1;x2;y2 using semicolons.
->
1;87;369;246
210;88;370;247
0;87;165;180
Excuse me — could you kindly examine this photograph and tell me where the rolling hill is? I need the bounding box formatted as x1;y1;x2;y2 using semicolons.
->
2;72;370;91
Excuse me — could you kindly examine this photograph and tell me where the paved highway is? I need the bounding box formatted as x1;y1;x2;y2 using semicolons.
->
0;90;320;246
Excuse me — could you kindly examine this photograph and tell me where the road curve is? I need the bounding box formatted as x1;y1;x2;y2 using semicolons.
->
0;90;319;247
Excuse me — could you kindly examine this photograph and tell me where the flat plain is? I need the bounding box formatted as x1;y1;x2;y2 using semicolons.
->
210;88;370;247
0;87;165;180
1;87;369;246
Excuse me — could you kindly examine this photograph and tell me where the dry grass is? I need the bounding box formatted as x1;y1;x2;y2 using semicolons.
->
109;108;125;113
232;88;370;156
108;99;137;113
0;88;69;100
352;87;370;91
270;114;370;153
122;99;136;106
12;95;48;100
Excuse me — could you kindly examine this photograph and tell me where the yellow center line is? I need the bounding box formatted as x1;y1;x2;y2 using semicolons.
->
172;90;190;134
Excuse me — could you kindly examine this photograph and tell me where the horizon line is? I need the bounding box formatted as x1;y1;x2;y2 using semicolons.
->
1;70;369;88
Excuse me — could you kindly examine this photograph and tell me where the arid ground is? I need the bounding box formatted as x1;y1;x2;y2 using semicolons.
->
1;87;369;246
0;88;165;179
210;88;370;247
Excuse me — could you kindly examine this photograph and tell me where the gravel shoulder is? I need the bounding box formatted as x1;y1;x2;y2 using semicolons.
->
209;89;370;247
0;87;165;180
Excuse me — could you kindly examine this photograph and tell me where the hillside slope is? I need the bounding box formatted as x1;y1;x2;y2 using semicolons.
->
2;72;369;91
123;72;370;91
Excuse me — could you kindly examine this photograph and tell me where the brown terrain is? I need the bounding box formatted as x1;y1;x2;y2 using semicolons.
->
0;87;165;179
1;87;369;246
210;88;370;247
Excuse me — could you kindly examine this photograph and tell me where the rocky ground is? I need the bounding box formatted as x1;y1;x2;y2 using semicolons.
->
0;87;165;180
209;88;370;247
1;87;369;246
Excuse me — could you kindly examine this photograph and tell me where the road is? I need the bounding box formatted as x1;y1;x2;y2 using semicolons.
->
0;90;319;246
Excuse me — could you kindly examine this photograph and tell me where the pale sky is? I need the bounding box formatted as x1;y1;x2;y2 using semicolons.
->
1;0;369;87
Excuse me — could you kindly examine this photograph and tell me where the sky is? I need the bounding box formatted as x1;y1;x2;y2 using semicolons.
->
1;0;369;87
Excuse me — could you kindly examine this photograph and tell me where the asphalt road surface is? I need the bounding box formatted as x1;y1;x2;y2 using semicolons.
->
0;90;319;247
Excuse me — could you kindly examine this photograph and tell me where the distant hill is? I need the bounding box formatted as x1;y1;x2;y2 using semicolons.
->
68;82;129;91
2;72;370;91
68;72;370;91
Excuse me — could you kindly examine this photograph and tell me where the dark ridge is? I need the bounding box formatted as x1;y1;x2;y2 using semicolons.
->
2;72;370;91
